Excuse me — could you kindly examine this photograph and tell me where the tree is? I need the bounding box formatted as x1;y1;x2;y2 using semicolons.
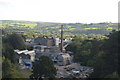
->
105;72;119;78
101;31;119;77
30;56;57;79
66;39;93;65
5;33;26;50
89;31;119;78
26;45;33;50
2;43;17;63
2;58;13;78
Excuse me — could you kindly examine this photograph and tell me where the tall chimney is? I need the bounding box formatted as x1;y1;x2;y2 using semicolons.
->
60;25;63;52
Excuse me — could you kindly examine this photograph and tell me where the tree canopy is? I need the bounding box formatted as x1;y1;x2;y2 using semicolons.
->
30;56;57;79
66;30;119;78
3;33;26;50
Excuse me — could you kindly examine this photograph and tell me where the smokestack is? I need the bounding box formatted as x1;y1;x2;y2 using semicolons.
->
60;25;63;52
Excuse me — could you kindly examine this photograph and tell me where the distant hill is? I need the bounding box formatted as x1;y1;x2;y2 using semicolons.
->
0;20;118;35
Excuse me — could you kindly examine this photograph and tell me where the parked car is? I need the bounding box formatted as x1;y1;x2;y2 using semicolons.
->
72;70;80;75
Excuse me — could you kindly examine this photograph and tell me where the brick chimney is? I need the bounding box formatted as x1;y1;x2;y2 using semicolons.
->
60;25;63;52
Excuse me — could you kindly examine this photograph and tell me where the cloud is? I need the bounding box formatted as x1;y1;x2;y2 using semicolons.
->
0;1;9;6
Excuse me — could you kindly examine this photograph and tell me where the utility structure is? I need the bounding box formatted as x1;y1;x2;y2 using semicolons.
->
60;25;63;52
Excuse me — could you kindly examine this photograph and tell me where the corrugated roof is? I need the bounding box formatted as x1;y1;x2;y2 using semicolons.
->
14;50;35;55
16;50;28;54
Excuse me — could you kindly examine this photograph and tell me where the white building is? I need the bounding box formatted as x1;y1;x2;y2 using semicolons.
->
54;38;60;47
56;53;71;66
34;45;50;54
14;50;35;64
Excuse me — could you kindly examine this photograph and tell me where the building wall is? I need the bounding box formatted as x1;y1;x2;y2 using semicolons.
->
34;38;55;46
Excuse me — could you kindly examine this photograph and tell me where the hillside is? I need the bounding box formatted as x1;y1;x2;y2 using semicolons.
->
1;20;118;35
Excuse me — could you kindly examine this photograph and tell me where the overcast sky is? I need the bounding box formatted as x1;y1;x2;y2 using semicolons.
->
0;0;119;23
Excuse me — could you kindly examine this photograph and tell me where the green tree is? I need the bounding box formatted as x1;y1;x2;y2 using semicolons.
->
105;72;119;78
89;31;119;78
4;33;26;50
2;58;13;78
2;43;17;63
30;56;57;79
66;39;93;65
26;45;33;50
101;31;119;77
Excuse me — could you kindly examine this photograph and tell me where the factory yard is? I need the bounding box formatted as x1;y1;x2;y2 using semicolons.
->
55;63;93;78
18;62;93;78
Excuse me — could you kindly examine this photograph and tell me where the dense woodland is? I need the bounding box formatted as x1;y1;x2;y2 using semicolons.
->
66;30;119;79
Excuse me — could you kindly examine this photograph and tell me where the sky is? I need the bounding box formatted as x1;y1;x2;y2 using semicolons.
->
0;0;119;23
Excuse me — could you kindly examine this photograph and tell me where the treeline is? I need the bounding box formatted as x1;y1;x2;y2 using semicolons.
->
66;30;119;78
2;28;107;40
1;20;118;36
